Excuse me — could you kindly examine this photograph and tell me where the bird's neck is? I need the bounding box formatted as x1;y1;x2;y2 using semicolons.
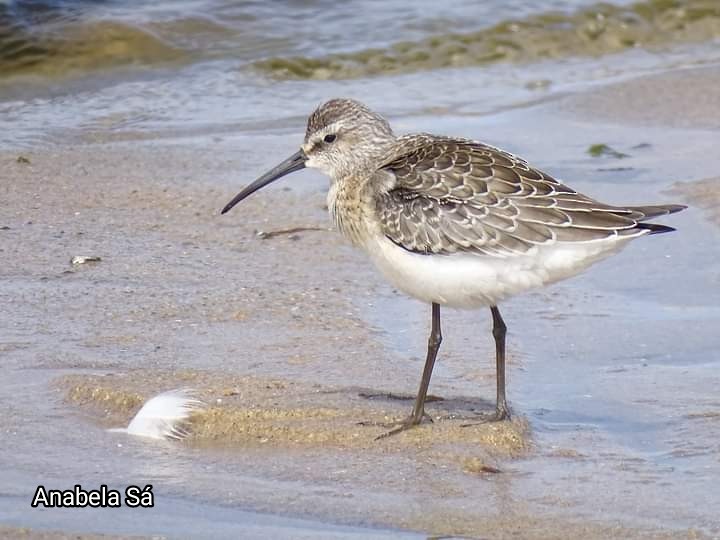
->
333;137;397;181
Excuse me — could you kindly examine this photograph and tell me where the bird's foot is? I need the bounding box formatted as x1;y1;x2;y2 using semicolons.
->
358;412;433;439
459;406;511;427
358;391;444;403
376;412;433;440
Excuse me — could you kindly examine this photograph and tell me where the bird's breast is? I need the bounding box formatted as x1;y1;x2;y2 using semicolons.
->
327;180;379;248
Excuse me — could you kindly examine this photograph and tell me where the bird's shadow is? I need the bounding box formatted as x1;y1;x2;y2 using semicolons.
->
330;386;497;416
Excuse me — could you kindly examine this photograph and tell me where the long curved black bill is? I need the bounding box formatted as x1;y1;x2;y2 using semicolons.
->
221;149;306;214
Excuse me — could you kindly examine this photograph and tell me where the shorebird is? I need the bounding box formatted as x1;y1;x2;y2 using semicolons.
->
221;98;685;437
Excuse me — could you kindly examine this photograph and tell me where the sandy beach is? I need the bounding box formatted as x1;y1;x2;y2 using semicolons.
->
2;48;720;540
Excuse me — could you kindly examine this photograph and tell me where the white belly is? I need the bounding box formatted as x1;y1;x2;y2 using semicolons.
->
365;235;637;308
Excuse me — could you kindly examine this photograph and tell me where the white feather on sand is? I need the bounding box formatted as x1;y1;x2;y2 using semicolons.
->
108;389;205;440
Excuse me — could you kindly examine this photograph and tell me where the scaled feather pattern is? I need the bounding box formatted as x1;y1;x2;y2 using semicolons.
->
377;136;685;256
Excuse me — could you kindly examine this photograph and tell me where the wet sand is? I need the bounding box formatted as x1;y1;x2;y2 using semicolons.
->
2;64;720;539
0;527;142;540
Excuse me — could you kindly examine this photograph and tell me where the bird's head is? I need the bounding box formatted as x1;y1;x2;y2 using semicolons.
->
221;98;394;214
302;98;394;178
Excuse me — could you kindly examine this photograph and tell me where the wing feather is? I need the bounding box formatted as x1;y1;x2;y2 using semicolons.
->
376;135;660;256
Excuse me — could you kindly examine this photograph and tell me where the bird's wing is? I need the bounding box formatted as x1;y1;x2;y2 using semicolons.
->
376;135;659;256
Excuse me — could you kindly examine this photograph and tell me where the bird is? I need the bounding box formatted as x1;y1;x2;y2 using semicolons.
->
221;98;685;438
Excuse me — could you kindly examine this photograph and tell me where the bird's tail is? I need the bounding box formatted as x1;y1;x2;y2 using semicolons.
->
627;204;687;235
627;204;687;220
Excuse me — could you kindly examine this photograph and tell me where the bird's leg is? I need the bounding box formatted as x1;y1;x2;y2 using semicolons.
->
376;302;442;439
461;305;510;426
490;305;510;420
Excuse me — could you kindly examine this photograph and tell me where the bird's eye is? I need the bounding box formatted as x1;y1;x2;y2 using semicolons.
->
323;134;337;144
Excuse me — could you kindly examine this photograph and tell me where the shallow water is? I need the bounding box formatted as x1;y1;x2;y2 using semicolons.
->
4;0;720;83
2;0;720;146
0;0;639;78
